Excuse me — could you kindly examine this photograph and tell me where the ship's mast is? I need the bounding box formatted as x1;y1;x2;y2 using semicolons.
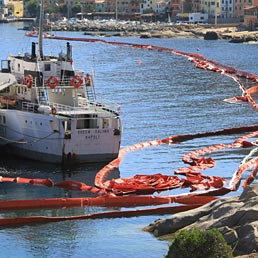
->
38;0;44;60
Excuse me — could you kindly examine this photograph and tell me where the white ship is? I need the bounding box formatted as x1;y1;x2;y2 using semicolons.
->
0;2;122;164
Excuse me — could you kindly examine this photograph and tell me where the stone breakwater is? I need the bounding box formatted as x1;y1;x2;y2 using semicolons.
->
144;184;258;257
45;20;258;41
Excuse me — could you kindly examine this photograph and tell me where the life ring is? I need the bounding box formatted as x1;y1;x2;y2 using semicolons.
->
70;75;83;89
47;76;59;89
51;107;57;115
26;74;33;89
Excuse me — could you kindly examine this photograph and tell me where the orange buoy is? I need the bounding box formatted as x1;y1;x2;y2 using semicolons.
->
71;75;83;88
26;74;33;88
46;76;59;89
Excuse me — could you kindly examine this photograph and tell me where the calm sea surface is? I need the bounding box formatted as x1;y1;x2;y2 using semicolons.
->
1;22;258;257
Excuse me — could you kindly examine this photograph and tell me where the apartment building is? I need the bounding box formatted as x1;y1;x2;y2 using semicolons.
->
2;0;23;18
1;0;258;21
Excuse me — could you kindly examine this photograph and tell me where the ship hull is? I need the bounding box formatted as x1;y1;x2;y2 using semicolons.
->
0;109;121;164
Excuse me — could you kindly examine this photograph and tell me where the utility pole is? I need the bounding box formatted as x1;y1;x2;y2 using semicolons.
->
115;0;118;21
215;4;217;25
67;0;70;19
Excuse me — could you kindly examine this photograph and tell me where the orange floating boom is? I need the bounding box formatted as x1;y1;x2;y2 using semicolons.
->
0;194;217;211
0;204;203;228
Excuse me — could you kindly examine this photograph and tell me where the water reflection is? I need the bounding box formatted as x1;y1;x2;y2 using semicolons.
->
0;152;120;218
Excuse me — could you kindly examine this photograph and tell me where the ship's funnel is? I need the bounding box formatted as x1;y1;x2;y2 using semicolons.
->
67;42;71;61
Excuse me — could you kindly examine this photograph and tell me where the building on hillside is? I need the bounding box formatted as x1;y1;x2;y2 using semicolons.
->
192;0;202;13
0;0;8;19
200;0;219;17
140;0;166;14
243;5;258;28
94;0;140;20
155;0;167;14
166;0;181;19
167;0;198;21
189;12;208;22
220;0;233;18
234;0;253;18
17;0;258;22
95;0;106;12
5;0;23;17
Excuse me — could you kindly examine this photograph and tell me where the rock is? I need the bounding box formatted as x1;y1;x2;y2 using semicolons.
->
228;34;258;43
140;32;152;38
236;222;258;254
204;31;219;40
144;184;258;256
229;37;246;43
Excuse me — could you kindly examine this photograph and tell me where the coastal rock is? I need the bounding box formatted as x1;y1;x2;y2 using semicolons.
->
229;35;258;43
144;184;258;256
35;19;258;41
140;32;152;38
204;31;219;40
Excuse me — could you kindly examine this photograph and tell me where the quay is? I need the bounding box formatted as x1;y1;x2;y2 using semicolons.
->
0;18;35;23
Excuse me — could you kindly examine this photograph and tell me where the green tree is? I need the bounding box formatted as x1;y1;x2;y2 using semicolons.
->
71;4;81;17
27;0;39;17
165;228;233;258
58;4;67;17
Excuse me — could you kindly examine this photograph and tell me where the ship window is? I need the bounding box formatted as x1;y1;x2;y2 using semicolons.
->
44;64;51;71
3;116;6;124
103;118;109;128
77;117;90;129
76;115;98;129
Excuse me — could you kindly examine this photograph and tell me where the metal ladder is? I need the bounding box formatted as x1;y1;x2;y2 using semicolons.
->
85;84;96;102
35;61;49;104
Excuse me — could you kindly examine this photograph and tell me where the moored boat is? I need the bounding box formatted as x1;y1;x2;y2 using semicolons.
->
0;1;122;164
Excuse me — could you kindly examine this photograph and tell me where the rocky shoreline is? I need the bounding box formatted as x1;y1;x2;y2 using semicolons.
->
84;25;258;42
44;19;258;42
144;184;258;257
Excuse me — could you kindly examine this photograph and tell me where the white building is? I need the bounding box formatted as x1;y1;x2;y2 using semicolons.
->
140;0;166;14
189;12;208;23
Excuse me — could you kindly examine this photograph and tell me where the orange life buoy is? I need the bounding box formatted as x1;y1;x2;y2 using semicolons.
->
70;75;83;89
47;76;59;89
51;107;57;115
26;74;33;89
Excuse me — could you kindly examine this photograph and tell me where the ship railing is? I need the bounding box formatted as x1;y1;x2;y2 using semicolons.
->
21;101;40;113
50;101;120;117
77;97;121;115
21;98;120;116
21;100;121;119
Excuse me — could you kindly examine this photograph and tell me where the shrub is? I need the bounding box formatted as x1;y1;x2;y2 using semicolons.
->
165;228;233;258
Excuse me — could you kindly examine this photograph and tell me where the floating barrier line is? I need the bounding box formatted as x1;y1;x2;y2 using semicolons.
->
1;34;257;227
0;194;217;211
0;125;257;196
0;204;203;228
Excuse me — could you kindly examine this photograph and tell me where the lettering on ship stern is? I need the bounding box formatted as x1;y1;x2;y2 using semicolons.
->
78;129;110;140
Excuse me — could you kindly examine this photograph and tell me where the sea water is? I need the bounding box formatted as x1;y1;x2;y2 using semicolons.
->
0;22;258;257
